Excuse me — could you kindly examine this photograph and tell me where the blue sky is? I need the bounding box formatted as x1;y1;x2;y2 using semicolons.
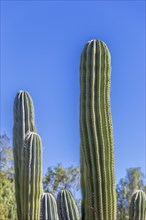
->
1;1;145;183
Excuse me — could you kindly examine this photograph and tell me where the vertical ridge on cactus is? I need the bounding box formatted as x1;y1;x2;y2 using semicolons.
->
80;39;116;220
41;192;59;220
129;190;146;220
57;189;80;220
13;91;36;219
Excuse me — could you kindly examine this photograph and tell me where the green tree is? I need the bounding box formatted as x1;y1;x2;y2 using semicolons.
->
43;163;81;213
0;133;17;220
43;163;80;197
116;167;146;220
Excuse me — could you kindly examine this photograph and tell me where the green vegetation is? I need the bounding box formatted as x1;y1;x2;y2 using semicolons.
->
129;190;146;220
1;40;145;220
80;39;116;220
22;132;42;219
0;134;145;220
13;91;37;219
43;164;80;196
0;133;17;220
116;168;146;220
13;91;42;219
57;189;80;220
0;135;80;220
41;192;59;220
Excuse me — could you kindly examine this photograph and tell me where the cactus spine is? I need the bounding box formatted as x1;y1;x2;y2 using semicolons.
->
80;39;116;220
57;190;80;220
13;91;42;220
129;190;146;220
41;193;59;220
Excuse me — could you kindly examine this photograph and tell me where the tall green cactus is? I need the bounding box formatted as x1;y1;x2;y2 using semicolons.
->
129;190;146;220
80;39;116;220
57;189;80;220
13;90;36;219
41;193;59;220
22;132;42;220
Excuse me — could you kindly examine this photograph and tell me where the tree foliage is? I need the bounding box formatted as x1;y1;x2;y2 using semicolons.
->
116;167;146;220
0;133;17;220
43;163;80;197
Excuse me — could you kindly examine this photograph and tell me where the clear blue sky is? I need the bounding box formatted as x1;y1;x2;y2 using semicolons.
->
1;1;145;183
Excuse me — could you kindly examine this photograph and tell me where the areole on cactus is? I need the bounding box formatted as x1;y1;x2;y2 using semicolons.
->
80;39;116;220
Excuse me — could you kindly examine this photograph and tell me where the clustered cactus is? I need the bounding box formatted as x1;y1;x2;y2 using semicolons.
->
13;90;79;220
13;40;146;220
13;91;41;220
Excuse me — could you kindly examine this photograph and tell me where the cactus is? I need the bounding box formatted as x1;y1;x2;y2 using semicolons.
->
22;131;42;220
57;189;80;220
13;90;36;219
129;190;146;220
80;39;116;220
41;192;59;220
